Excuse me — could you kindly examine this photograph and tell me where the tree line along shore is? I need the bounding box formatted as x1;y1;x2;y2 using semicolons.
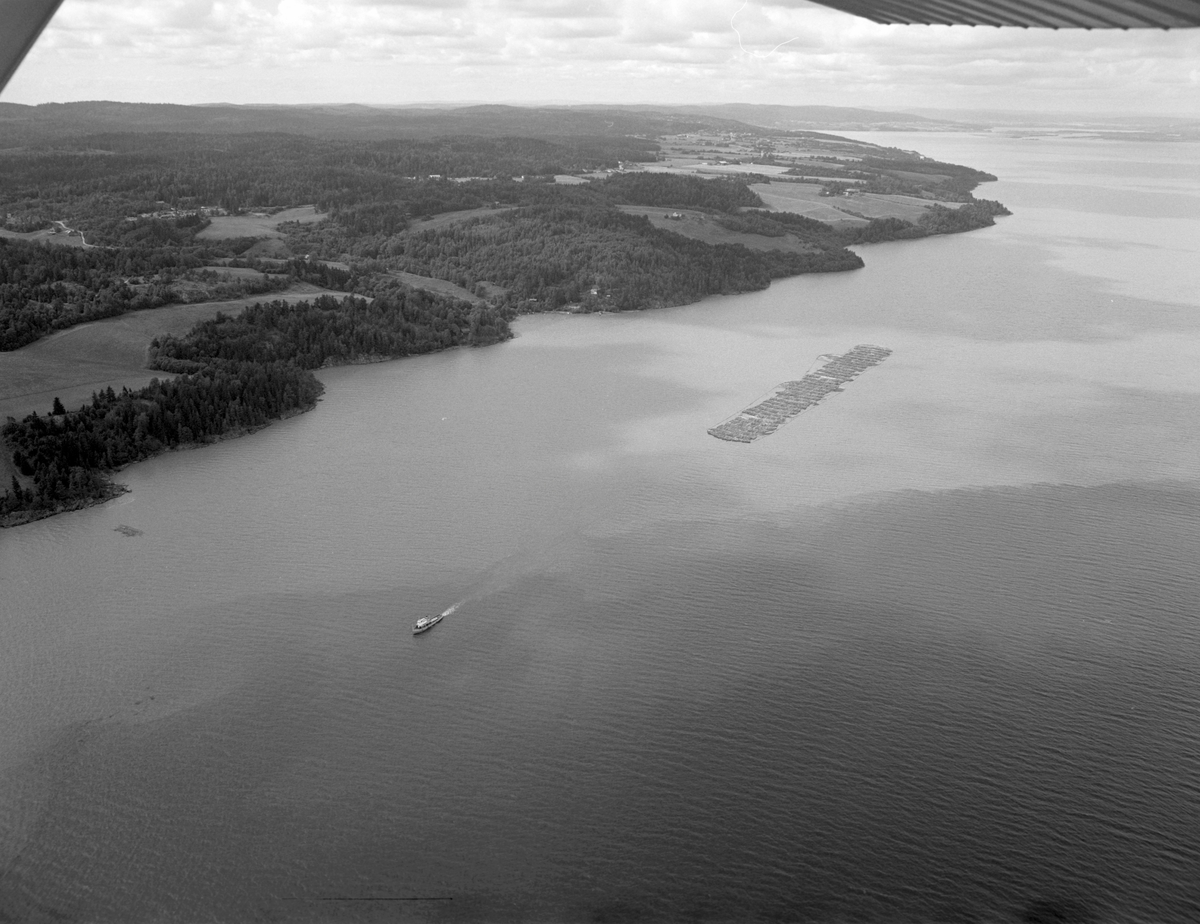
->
2;115;1010;525
1;289;509;526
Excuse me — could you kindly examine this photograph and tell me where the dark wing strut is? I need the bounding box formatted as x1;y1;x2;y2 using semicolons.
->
1;0;66;94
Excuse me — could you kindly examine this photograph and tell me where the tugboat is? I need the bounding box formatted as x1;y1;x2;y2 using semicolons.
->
413;608;450;635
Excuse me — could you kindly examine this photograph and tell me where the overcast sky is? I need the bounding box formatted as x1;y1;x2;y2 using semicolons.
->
5;0;1199;115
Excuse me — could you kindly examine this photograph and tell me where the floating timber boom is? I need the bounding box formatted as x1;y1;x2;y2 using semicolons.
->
708;344;892;443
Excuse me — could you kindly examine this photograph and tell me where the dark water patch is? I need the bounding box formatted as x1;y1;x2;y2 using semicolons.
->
4;484;1200;920
441;481;1200;922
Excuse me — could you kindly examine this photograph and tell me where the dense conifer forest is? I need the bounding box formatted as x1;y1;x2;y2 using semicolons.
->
3;361;321;517
149;290;509;373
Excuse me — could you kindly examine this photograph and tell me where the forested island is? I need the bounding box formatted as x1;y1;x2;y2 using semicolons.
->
1;102;1011;525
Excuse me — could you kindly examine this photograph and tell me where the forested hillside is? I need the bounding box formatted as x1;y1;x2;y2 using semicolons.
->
149;291;508;373
0;133;658;237
385;206;862;310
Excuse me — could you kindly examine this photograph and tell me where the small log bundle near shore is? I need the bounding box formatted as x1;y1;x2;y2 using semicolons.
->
708;344;892;443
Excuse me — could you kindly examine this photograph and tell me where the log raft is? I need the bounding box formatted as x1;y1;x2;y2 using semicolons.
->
708;344;892;443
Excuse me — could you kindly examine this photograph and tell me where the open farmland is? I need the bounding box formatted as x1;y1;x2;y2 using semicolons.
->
196;205;324;240
746;183;868;226
839;192;961;220
749;182;971;225
617;206;821;254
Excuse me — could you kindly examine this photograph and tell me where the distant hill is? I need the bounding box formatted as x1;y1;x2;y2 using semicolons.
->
0;100;996;147
901;107;1200;140
0;101;761;145
652;104;980;132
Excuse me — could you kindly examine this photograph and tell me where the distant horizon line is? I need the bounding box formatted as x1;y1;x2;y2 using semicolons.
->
4;99;1198;121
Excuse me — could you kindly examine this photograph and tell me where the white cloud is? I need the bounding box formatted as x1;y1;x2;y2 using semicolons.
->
4;0;1199;113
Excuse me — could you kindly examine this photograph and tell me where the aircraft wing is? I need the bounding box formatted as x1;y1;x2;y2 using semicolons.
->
1;0;64;93
807;0;1200;28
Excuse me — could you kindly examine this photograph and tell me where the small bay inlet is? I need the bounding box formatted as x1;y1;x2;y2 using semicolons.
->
708;344;892;443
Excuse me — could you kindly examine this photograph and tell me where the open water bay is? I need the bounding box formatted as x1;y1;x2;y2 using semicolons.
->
3;133;1200;922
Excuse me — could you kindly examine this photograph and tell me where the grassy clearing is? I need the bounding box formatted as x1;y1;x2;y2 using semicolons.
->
242;238;293;259
0;228;91;248
406;207;515;233
195;205;324;240
0;283;332;425
388;271;484;304
616;206;821;254
200;265;270;280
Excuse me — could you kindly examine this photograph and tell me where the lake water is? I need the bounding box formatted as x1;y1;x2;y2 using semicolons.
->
3;133;1200;923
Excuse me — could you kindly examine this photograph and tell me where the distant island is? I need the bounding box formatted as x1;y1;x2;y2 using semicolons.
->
1;102;1010;526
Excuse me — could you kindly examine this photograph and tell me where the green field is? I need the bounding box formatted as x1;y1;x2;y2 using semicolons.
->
387;271;485;304
195;205;324;240
616;206;821;254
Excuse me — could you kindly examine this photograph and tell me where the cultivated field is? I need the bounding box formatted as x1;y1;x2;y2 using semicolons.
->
750;182;965;226
617;206;820;253
635;163;795;179
195;205;324;240
746;183;869;225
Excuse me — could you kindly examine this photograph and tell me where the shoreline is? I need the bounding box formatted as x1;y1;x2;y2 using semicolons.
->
0;401;322;530
0;196;1004;529
0;483;130;529
0;324;519;530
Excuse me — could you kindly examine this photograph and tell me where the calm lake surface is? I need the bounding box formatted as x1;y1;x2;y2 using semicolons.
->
3;133;1200;923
